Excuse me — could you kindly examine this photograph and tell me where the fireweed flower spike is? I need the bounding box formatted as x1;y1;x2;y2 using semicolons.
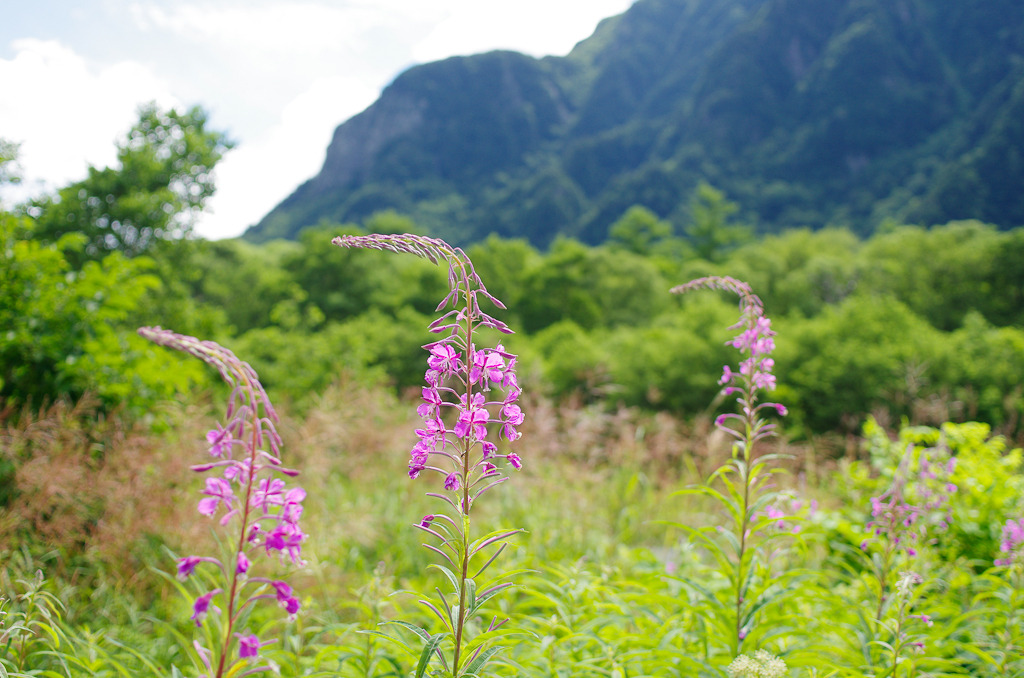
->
670;277;789;658
333;233;524;677
855;437;953;672
997;518;1024;567
139;327;306;678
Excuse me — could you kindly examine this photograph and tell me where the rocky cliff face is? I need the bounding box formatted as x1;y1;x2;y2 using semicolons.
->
247;0;1024;246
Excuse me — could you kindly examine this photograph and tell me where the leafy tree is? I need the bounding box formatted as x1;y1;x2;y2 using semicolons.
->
519;238;671;333
712;227;862;318
776;295;944;433
684;182;752;262
282;220;447;324
466;234;542;323
0;138;22;190
858;222;1004;331
183;238;303;334
608;205;676;256
32;104;232;263
0;217;205;410
606;297;736;411
938;312;1024;428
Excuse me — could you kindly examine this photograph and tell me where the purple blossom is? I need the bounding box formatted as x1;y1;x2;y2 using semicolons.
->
454;401;489;439
409;441;430;478
198;477;235;517
471;348;506;385
670;276;785;443
252;478;286;512
445;472;461;491
177;556;203;580
191;590;220;627
264;523;305;565
415;418;447;451
507;453;522;470
237;634;261;659
764;505;786;530
428;344;462;374
138;327;309;671
417;386;443;418
502;403;525;426
997;518;1024;566
282;488;305;524
206;426;233;457
271;580;292;603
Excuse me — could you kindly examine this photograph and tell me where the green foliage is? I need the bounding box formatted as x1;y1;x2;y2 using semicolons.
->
604;298;736;411
0;216;205;411
899;420;1024;566
858;222;1007;331
776;296;944;433
282;221;448;325
231;308;432;399
608;204;682;258
32;104;231;263
520;238;671;333
684;182;752;263
0;138;22;190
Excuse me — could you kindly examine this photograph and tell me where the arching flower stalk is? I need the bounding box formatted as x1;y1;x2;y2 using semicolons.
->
139;327;305;678
669;277;790;660
332;233;524;678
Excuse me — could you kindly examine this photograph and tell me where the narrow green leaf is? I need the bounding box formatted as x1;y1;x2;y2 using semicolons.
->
460;645;503;677
415;634;446;678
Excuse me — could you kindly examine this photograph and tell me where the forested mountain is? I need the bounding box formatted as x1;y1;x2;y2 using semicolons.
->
247;0;1024;247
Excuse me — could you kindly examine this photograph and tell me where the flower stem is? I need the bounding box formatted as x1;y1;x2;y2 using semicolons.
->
214;393;260;678
452;275;475;677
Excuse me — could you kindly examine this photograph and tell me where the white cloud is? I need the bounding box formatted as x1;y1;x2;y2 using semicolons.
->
196;74;379;239
128;2;380;56
0;38;177;197
411;0;635;62
2;1;638;235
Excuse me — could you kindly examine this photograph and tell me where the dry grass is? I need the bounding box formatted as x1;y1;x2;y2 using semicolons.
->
1;379;833;612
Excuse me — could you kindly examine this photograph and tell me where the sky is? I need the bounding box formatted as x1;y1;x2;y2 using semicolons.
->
0;0;636;239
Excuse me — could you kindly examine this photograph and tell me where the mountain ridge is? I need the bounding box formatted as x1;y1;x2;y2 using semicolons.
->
247;0;1024;247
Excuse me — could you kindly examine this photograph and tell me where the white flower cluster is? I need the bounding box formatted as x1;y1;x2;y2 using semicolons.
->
727;649;788;678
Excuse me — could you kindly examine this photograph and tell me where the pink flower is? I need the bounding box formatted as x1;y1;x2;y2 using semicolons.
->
198;477;235;517
237;634;261;658
206;425;233;457
471;349;506;384
454;404;489;440
177;556;203;580
502;403;525;426
191;589;220;627
427;344;461;374
997;518;1024;566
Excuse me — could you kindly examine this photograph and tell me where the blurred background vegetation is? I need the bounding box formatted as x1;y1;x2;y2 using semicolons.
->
3;105;1023;439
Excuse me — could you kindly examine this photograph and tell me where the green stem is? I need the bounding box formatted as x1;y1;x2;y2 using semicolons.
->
452;279;475;677
734;375;756;654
